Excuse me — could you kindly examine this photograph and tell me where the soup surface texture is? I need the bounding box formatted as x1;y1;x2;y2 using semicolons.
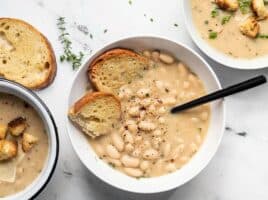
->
90;50;210;178
0;94;48;197
191;0;268;58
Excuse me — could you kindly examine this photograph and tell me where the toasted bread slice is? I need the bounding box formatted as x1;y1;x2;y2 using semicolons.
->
69;92;121;138
0;18;56;89
88;48;149;95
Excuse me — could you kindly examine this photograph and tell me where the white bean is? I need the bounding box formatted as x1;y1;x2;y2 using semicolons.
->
151;51;160;61
153;129;162;136
121;155;140;167
111;133;124;152
191;117;200;123
158;117;165;124
143;148;159;160
148;104;156;114
162;97;176;105
124;168;143;177
158;106;166;114
106;158;122;167
165;163;176;172
132;149;141;157
106;144;121;159
135;135;143;143
138;121;156;131
123;131;134;144
159;53;174;64
143;50;151;58
94;143;105;156
128;106;140;117
140;160;150;171
125;143;134;153
152;137;161;149
125;120;138;133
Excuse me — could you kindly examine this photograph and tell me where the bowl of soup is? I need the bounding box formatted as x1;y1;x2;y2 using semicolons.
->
183;0;268;69
66;36;225;193
0;79;59;199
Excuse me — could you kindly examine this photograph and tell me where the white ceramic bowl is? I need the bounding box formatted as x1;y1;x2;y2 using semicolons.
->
182;0;268;70
0;79;59;200
66;36;225;193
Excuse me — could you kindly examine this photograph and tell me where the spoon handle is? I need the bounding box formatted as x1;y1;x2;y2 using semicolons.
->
171;75;267;114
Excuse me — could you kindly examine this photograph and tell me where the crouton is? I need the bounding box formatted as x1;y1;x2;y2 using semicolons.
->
252;0;268;20
0;124;8;139
215;0;239;11
22;133;38;152
0;140;18;161
240;16;260;38
8;117;27;136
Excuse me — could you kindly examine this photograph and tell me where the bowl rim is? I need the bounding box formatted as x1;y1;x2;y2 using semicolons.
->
0;78;59;200
182;0;268;70
66;35;226;193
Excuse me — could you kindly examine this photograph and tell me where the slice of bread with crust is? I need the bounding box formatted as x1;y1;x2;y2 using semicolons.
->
88;48;149;95
68;92;121;138
0;18;56;89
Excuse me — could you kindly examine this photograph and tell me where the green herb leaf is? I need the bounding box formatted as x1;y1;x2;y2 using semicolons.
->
221;15;232;25
204;20;209;25
211;8;219;18
238;0;252;14
257;34;268;39
57;17;84;70
209;31;218;39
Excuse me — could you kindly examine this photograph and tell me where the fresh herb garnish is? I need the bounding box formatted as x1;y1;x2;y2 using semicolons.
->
221;15;232;25
57;17;84;70
204;20;209;25
257;34;268;39
238;0;252;14
209;31;218;39
211;8;219;18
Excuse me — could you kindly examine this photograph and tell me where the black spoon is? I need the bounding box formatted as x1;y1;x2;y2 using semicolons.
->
171;75;267;114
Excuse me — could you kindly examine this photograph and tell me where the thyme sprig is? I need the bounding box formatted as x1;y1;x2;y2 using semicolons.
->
57;17;84;70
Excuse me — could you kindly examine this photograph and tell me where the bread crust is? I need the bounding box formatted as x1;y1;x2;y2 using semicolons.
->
88;48;148;91
69;92;121;114
0;18;57;90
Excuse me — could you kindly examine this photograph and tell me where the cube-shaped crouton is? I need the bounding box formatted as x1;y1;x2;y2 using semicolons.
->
215;0;239;11
0;140;18;161
22;133;38;152
8;117;27;136
240;17;260;38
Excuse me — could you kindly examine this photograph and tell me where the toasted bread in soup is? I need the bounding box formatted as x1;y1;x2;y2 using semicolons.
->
69;92;121;138
0;18;56;89
88;48;149;95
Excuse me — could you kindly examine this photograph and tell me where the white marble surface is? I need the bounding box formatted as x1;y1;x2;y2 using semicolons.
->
2;0;268;199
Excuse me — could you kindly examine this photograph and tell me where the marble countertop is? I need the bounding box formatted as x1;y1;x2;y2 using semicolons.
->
2;0;268;199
